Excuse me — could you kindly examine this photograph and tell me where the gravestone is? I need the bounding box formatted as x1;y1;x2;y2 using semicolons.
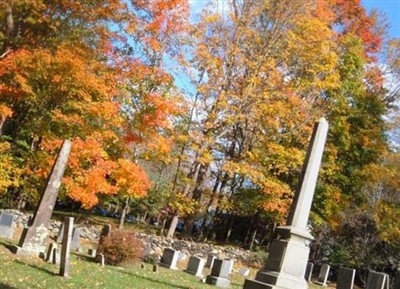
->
57;225;81;251
226;259;234;274
239;268;250;277
178;252;187;262
243;118;329;289
13;140;72;256
153;264;158;272
0;212;15;239
206;255;216;269
185;256;206;277
59;217;74;277
97;253;105;266
366;271;387;289
45;242;60;264
304;261;314;282
159;248;179;270
337;267;355;289
88;248;97;258
315;264;330;286
71;227;81;251
206;259;231;288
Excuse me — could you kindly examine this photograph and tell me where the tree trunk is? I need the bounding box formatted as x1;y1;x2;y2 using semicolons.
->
160;218;167;236
249;228;258;250
118;197;129;229
225;215;235;243
166;214;179;239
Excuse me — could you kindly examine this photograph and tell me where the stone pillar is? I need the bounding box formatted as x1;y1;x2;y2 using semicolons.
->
59;217;74;277
13;140;72;256
243;118;329;289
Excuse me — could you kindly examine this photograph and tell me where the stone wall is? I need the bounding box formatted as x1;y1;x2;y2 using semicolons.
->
2;210;252;263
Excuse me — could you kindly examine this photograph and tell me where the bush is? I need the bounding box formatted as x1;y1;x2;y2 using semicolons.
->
97;229;144;266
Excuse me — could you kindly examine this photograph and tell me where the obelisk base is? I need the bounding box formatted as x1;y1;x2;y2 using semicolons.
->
12;226;49;257
243;226;312;289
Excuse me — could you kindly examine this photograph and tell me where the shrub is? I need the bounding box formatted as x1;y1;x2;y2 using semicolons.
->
97;229;144;266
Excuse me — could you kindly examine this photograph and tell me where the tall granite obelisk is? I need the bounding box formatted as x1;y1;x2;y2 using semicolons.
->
243;118;329;289
13;140;72;256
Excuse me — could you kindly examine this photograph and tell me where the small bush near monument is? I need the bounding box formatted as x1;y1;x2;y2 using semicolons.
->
97;229;144;266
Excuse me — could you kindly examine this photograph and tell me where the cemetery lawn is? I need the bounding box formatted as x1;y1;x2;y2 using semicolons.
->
0;240;326;289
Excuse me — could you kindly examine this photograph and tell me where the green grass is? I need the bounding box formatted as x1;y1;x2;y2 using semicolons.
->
0;238;327;289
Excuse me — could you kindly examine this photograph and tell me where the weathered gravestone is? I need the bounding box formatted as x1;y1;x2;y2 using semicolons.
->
13;140;71;256
59;217;74;277
226;259;234;274
185;256;206;277
45;242;60;264
243;118;329;289
0;212;15;239
206;255;216;269
206;259;231;288
57;225;81;251
366;271;388;289
336;267;355;289
315;264;330;286
159;248;179;270
304;261;314;282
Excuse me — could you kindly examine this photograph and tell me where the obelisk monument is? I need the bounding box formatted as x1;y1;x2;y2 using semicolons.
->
243;118;329;289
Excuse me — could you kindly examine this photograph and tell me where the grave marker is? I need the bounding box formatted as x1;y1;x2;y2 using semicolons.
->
393;270;400;289
160;248;179;270
315;264;330;286
206;259;231;288
13;140;71;256
205;255;216;269
243;118;329;289
239;268;250;277
185;256;206;277
59;217;74;277
0;212;15;239
304;261;314;282
337;267;355;289
366;271;387;289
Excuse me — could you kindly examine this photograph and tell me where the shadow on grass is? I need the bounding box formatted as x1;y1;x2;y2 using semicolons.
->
110;267;195;289
73;252;97;263
14;260;56;276
0;282;18;289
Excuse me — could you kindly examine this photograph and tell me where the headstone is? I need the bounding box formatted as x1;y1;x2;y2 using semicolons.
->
366;271;387;289
178;252;187;262
56;223;64;243
45;242;60;264
153;264;158;272
205;255;216;269
206;259;231;288
304;261;314;282
336;267;355;289
185;256;206;277
225;259;234;274
71;227;81;251
59;217;74;277
159;248;179;270
243;118;329;289
13;140;72;256
239;268;250;277
314;264;330;286
0;212;15;239
88;248;97;258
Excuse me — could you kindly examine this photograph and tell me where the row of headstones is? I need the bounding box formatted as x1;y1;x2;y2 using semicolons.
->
305;262;400;289
159;248;248;288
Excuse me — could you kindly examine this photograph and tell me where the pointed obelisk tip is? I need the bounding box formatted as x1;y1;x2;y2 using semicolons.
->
318;116;328;127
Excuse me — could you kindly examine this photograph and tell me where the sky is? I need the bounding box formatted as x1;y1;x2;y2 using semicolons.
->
362;0;400;38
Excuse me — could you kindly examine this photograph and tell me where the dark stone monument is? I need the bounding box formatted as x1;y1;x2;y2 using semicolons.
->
337;267;355;289
315;264;330;286
88;248;97;258
205;255;216;269
366;271;387;289
160;248;179;270
206;259;231;288
393;270;400;289
304;261;314;282
185;256;206;277
243;118;329;289
0;212;15;239
13;140;72;256
59;217;74;277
